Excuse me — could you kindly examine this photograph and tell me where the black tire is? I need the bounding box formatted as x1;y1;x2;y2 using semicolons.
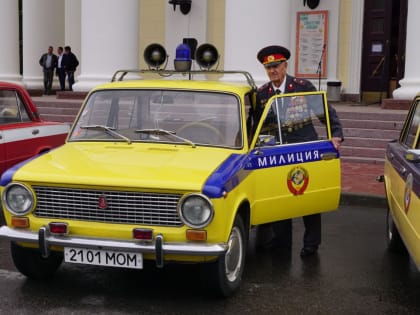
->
11;242;63;279
204;215;247;297
386;208;407;254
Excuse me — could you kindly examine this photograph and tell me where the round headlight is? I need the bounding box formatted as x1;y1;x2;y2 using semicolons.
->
178;194;214;228
2;183;34;215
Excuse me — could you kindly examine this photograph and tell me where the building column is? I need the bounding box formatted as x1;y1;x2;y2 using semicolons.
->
0;0;21;83
393;0;420;100
346;0;364;98
64;0;81;80
224;0;292;85
73;0;139;92
22;0;65;89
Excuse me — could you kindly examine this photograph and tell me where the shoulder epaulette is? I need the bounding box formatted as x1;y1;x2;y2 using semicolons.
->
293;78;309;86
258;82;270;92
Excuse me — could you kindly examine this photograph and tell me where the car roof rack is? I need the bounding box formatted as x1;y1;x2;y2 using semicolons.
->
110;69;257;91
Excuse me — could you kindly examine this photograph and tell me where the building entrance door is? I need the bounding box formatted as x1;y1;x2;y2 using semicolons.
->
361;0;407;104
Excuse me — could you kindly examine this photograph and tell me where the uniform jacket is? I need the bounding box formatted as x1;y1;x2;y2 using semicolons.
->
249;74;343;142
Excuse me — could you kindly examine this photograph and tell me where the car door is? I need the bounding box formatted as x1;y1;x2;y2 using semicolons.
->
247;91;341;225
0;89;41;174
385;97;420;241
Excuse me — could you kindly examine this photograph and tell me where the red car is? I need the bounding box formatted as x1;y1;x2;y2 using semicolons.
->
0;82;69;175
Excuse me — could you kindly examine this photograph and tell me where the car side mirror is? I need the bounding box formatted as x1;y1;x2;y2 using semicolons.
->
257;135;275;147
405;150;420;163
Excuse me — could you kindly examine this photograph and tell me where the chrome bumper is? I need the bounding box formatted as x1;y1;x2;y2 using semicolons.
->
0;226;227;268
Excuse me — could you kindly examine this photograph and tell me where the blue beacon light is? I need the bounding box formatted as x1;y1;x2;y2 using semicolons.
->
174;44;192;71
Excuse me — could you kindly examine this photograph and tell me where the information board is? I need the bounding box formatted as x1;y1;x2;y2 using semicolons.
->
295;10;328;78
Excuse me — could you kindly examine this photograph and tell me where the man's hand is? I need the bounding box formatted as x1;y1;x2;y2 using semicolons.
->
332;137;342;150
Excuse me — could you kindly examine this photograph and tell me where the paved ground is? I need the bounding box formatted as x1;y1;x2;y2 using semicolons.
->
341;161;385;196
1;205;419;313
335;102;399;205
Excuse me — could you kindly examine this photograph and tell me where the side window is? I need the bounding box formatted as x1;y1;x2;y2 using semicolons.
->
244;92;253;120
0;90;26;124
16;93;31;122
244;92;254;144
259;93;328;145
402;100;420;148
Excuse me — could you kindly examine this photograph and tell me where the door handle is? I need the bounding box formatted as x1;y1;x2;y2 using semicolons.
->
32;129;39;135
320;152;337;160
400;167;407;175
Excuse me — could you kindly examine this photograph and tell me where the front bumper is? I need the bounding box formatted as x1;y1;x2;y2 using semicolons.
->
0;226;227;268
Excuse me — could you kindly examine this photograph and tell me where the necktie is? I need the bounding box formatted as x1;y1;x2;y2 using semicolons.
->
275;89;283;111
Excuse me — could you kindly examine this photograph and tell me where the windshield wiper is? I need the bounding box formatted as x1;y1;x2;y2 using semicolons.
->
135;128;196;148
80;125;132;144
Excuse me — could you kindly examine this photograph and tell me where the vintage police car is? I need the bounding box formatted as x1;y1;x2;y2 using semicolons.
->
0;44;340;296
0;82;69;176
383;93;420;269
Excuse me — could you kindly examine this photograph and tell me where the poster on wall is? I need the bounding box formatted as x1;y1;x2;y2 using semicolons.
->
295;10;328;78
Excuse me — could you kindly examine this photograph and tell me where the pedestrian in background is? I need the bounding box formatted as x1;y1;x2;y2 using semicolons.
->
250;45;344;257
39;46;58;95
63;46;79;91
56;46;66;91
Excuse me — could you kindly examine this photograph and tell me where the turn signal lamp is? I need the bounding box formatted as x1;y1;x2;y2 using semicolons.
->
11;216;29;228
186;229;207;241
174;43;192;71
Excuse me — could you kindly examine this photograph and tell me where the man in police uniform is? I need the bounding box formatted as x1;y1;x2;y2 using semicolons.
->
251;45;344;257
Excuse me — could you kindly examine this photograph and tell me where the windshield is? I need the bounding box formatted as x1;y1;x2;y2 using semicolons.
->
69;89;243;148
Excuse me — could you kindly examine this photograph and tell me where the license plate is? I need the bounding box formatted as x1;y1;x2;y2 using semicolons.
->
64;247;143;269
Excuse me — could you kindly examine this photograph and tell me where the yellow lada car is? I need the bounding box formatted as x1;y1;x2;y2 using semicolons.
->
0;44;340;297
384;93;420;269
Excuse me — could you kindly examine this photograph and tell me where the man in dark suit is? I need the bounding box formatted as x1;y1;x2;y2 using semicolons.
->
62;46;79;91
251;45;344;257
56;46;66;91
39;46;58;95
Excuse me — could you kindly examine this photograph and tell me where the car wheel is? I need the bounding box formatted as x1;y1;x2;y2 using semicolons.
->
386;209;407;253
11;242;63;279
204;215;246;297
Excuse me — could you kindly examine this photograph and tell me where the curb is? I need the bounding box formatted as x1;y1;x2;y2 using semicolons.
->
340;192;387;209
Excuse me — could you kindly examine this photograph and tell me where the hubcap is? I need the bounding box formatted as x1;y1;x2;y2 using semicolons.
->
225;226;243;282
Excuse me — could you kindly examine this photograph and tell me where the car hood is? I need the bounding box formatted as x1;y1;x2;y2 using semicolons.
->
8;143;237;192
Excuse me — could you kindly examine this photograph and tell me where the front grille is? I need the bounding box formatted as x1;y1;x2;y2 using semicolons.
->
33;186;183;227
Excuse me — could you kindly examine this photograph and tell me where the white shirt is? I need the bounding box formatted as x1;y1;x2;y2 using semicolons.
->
58;54;63;68
272;79;286;94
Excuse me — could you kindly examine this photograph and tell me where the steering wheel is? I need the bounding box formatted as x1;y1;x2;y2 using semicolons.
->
177;122;225;145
